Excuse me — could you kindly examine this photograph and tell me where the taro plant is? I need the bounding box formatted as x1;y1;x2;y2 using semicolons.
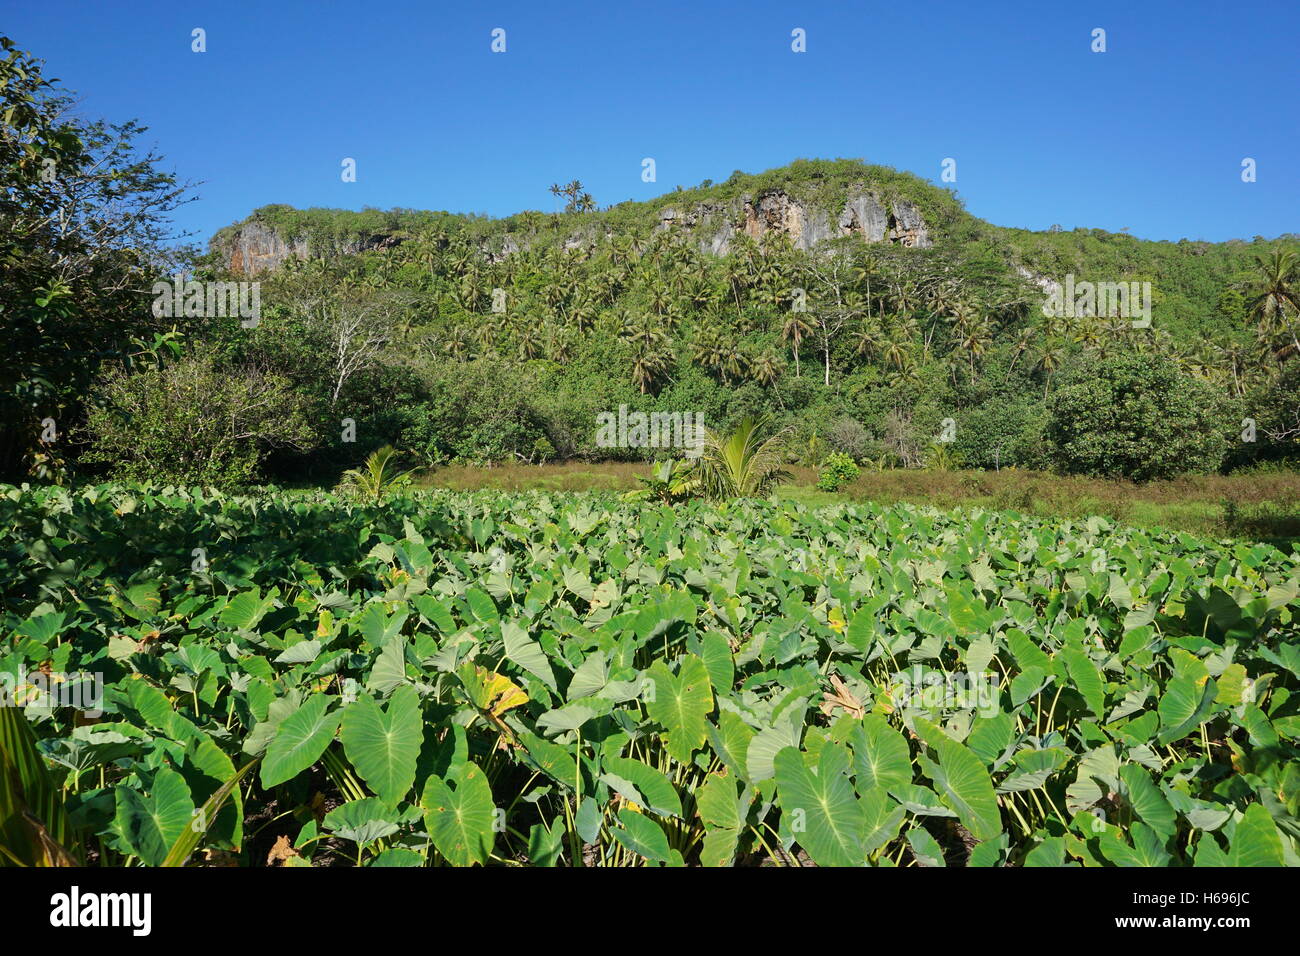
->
625;458;701;504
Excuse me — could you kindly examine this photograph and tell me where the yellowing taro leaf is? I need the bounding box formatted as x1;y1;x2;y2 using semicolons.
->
316;611;333;638
480;668;529;717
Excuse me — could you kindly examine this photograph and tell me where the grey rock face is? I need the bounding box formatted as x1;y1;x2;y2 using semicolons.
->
889;200;930;247
220;221;402;274
838;195;889;242
219;186;932;274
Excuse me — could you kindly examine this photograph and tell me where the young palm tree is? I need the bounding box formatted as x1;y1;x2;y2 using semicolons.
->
695;416;793;499
337;446;414;502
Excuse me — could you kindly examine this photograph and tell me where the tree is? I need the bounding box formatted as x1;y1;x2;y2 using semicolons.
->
1244;248;1300;361
0;36;194;479
288;290;410;406
1045;353;1229;481
548;180;596;214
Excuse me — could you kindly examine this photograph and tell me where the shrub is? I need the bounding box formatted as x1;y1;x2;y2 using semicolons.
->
825;417;873;460
816;452;861;491
83;349;313;485
1045;353;1230;481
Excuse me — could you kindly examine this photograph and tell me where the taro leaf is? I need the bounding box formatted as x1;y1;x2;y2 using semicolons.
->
260;694;341;788
162;757;259;866
745;712;801;783
968;835;1007;867
1024;836;1066;867
567;651;608;700
697;630;735;694
601;756;682;818
700;825;740;868
907;826;946;867
421;761;495;866
219;588;276;632
367;636;409;695
340;684;423;806
997;748;1066;794
847;715;913;791
324;797;399;845
1100;822;1171;867
860;787;907;856
15;612;65;646
518;731;577;788
1057;640;1105;719
114;768;195;866
370;848;424;867
695;772;742;831
1228;803;1285;866
913;717;1002;841
706;711;755;782
465;588;499;623
1157;675;1218;744
612;808;671;863
527;820;565;867
275;640;321;665
645;654;713;763
1118;764;1176;841
888;783;959;818
503;620;557;692
537;703;600;736
774;743;865;867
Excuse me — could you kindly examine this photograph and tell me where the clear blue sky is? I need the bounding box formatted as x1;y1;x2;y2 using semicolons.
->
8;0;1297;245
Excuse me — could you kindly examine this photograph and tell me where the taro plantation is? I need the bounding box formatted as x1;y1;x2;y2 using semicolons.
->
2;484;1298;867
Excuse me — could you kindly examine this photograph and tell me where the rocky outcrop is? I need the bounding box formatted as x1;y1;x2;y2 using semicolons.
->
218;185;931;275
219;222;405;275
224;222;310;275
654;188;930;254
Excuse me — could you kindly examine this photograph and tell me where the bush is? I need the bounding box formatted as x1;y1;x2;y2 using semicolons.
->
1045;354;1230;481
825;416;874;460
816;452;861;491
83;349;313;485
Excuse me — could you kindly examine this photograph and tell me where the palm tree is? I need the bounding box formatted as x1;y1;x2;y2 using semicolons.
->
1245;248;1300;360
1035;338;1066;399
781;311;812;377
851;318;884;359
337;446;414;502
695;416;793;499
750;351;782;387
630;345;671;394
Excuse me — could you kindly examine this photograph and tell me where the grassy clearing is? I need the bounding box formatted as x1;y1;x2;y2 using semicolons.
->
417;463;1300;547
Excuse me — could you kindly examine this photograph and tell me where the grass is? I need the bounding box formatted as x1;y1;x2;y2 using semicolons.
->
416;461;1300;549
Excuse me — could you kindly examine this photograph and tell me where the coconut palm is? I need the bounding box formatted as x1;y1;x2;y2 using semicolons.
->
781;311;813;377
337;446;414;502
1245;248;1300;360
695;416;793;499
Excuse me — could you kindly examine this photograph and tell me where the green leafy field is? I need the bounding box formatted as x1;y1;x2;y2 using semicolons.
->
2;484;1298;866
